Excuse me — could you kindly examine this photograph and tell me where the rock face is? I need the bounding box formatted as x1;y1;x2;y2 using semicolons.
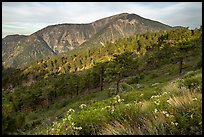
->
2;13;173;68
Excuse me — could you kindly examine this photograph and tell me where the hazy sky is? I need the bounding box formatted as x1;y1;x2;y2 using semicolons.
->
2;2;202;38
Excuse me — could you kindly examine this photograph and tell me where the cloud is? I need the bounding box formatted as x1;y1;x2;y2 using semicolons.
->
2;2;202;38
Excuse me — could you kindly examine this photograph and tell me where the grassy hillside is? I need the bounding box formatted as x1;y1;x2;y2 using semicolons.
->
2;27;202;135
19;67;203;135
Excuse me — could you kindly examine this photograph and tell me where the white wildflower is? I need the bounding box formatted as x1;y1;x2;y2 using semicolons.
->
73;126;82;130
162;111;168;115
111;107;115;113
165;113;170;117
140;94;144;97
169;114;174;118
105;106;111;109
62;118;68;123
115;95;120;99
154;100;160;106
192;97;198;101
171;122;178;126
151;83;160;87
167;99;171;104
68;108;75;113
191;114;194;119
137;101;142;106
68;115;72;121
150;96;155;99
125;104;130;107
71;122;75;126
79;104;87;109
162;92;167;95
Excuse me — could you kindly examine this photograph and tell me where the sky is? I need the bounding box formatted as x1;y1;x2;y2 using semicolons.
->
2;2;202;38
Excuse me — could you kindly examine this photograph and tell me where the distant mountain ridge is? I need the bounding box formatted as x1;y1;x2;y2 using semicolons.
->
2;13;174;68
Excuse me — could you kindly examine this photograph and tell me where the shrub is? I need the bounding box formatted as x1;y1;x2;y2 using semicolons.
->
196;59;202;69
178;71;202;91
120;83;134;92
150;73;158;79
127;73;145;85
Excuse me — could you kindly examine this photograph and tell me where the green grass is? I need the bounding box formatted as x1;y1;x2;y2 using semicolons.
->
5;52;200;135
19;64;202;135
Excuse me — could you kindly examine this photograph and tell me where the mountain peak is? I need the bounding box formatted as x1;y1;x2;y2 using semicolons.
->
111;13;141;18
2;34;27;43
3;13;173;68
4;34;27;39
113;12;129;17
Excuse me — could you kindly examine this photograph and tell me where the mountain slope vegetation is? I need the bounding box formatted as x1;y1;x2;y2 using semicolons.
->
2;25;202;135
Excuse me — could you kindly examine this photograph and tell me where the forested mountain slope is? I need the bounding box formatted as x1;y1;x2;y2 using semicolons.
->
2;26;202;135
2;13;173;68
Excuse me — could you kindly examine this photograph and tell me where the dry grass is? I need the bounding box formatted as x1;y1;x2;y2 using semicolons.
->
100;120;141;135
100;89;202;135
162;81;189;96
100;111;168;135
142;112;167;135
168;91;201;109
140;100;154;112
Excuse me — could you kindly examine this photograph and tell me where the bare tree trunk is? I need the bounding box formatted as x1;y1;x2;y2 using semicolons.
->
100;66;104;91
116;73;121;95
179;57;183;74
54;90;57;99
76;84;79;96
70;92;73;99
47;95;49;108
